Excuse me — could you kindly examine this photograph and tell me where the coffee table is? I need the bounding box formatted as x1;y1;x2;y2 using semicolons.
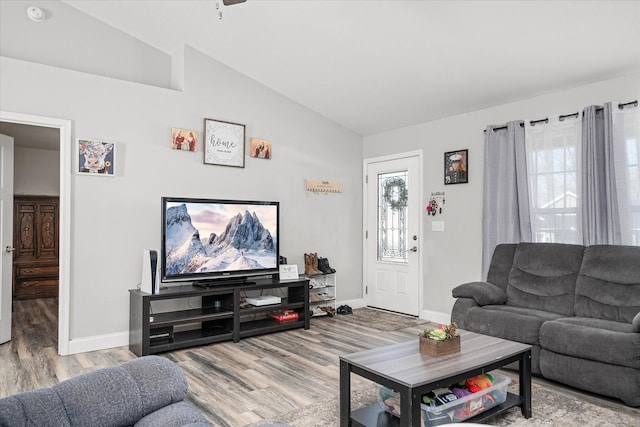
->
339;330;531;426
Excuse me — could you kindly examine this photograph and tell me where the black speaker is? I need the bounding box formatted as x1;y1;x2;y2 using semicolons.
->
141;249;159;294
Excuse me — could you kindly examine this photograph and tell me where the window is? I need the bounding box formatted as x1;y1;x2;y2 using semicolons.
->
525;118;582;244
616;108;640;244
377;171;408;262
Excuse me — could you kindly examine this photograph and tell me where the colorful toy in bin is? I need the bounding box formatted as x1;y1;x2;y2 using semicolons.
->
378;374;510;426
464;373;494;393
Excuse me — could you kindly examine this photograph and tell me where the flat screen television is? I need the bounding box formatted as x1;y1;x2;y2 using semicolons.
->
161;197;279;285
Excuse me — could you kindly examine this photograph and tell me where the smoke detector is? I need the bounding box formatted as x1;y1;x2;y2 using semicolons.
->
27;6;46;22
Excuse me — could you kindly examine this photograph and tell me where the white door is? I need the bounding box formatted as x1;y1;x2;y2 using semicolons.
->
364;153;422;315
0;134;14;344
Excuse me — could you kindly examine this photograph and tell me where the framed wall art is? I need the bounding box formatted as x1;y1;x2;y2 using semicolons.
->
204;118;245;167
77;138;115;176
444;149;468;185
250;138;272;159
171;127;198;152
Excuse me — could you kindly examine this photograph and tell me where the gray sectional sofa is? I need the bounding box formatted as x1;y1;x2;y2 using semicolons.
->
0;355;211;427
451;243;640;406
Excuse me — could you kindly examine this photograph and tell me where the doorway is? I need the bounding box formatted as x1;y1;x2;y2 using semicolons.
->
0;111;72;355
363;151;423;316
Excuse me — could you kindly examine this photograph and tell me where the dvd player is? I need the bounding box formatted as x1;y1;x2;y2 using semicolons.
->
246;295;282;306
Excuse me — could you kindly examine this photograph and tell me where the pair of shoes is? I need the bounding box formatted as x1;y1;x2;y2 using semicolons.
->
320;306;336;317
309;278;323;289
304;253;323;275
309;293;323;303
311;306;326;317
317;257;336;274
337;305;353;315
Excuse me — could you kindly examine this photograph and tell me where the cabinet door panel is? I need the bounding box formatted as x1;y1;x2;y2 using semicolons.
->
15;204;37;260
39;202;58;259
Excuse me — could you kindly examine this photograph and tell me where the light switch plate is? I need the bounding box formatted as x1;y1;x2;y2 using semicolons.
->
432;221;445;232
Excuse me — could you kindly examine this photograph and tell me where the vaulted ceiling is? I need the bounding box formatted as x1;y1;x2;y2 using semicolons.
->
16;1;640;137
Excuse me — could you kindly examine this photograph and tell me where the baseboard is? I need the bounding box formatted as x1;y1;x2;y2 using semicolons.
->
420;309;451;325
66;331;129;355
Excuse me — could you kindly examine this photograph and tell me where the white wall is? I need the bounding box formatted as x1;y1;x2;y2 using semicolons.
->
0;6;363;347
364;72;640;321
15;147;60;196
0;0;171;89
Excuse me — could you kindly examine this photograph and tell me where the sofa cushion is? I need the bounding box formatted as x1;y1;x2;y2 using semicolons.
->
120;355;189;417
134;401;211;427
53;362;146;426
463;305;564;345
539;317;640;369
574;245;640;323
540;349;640;407
451;282;506;306
486;244;517;293
506;243;584;316
0;388;71;427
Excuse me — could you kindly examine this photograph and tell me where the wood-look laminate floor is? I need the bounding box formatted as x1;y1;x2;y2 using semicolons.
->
1;298;639;426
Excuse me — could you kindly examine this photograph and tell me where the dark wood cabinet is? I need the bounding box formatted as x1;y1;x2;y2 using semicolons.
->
129;277;310;356
13;195;59;299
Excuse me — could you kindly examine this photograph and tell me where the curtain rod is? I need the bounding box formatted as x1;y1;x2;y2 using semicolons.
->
484;99;638;133
619;100;638;109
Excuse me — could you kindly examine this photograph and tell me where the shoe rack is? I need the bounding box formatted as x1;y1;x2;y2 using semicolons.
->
307;273;336;317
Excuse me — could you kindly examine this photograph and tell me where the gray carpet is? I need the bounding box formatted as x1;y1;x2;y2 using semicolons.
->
254;379;639;426
337;307;430;331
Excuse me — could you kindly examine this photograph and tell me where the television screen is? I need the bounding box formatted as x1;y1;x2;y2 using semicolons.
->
161;197;279;284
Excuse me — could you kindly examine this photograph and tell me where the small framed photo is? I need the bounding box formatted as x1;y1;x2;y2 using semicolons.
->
250;138;272;159
77;139;115;176
444;149;468;185
279;264;299;281
171;128;198;152
204;118;245;167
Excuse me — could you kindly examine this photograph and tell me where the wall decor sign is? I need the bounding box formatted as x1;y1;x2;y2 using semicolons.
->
76;139;115;176
250;138;272;159
204;118;245;167
444;149;468;185
171;127;198;152
305;180;343;193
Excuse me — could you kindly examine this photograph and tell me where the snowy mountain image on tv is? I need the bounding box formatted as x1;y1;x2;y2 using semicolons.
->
164;202;277;277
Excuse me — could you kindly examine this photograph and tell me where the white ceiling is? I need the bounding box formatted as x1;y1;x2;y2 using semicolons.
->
6;1;640;140
62;0;640;136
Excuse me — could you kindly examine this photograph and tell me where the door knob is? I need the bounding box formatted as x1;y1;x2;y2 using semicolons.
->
407;246;418;253
5;246;15;253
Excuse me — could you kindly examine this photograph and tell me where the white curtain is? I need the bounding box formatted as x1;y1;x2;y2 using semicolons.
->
524;115;582;244
611;102;640;245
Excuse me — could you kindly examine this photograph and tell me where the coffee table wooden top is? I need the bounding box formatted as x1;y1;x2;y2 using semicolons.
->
340;329;531;388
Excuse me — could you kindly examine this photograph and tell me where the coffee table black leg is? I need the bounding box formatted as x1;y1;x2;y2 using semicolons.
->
519;349;532;418
339;359;351;426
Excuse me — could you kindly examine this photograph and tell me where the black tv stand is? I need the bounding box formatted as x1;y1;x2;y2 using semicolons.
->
192;278;256;288
129;276;309;356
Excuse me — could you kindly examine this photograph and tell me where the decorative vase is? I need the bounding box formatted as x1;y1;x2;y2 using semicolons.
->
419;335;460;357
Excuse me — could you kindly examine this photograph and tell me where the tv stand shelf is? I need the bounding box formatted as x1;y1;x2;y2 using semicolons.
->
129;277;309;356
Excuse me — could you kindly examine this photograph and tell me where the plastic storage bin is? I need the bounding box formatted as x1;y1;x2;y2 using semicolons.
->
379;374;511;426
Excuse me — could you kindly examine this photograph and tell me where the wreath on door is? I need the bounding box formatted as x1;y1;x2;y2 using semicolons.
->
383;177;408;211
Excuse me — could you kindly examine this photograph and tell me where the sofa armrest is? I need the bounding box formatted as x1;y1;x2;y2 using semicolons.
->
633;312;640;333
452;281;507;306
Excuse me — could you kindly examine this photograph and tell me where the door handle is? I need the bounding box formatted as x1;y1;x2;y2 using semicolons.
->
5;246;15;253
407;246;418;253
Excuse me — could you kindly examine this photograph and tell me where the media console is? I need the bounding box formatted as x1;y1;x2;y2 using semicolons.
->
129;276;309;356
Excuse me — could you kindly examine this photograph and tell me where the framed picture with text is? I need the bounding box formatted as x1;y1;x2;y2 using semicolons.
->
204;118;245;167
444;149;468;185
